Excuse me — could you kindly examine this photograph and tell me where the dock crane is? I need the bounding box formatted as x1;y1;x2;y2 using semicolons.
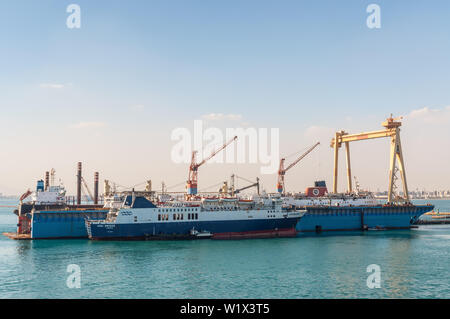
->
330;115;409;204
277;142;320;195
186;136;238;197
228;174;260;196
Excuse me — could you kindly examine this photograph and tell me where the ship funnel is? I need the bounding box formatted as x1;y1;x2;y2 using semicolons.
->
45;171;50;191
94;172;99;204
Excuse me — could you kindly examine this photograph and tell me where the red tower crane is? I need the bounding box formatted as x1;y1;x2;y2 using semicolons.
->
186;136;238;196
277;142;320;194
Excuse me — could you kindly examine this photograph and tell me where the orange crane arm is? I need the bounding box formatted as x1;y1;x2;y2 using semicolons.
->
195;135;237;169
277;142;320;194
19;189;32;202
283;142;320;173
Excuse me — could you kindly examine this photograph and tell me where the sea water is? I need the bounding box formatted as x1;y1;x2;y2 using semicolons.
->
0;199;449;299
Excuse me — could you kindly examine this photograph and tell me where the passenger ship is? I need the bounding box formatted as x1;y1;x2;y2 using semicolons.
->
86;193;304;240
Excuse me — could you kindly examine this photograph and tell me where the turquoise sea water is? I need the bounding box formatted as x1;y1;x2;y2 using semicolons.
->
0;199;449;299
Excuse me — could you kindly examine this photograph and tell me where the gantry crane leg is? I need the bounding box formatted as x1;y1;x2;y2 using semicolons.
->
333;132;340;194
345;142;352;193
396;140;409;202
388;128;409;203
387;134;398;203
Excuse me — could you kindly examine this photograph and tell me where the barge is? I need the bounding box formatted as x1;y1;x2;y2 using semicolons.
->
280;182;434;233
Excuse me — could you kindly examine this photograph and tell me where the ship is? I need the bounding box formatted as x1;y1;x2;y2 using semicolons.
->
4;179;109;240
86;193;304;240
3;167;112;240
280;182;434;233
416;211;450;225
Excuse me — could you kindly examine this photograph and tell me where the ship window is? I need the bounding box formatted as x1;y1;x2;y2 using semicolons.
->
181;214;184;220
195;213;198;220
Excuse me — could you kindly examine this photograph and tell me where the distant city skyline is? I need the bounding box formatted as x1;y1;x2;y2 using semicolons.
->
1;1;449;195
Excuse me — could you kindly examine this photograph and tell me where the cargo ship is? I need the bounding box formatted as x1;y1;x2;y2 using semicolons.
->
3;166;112;240
3;179;109;240
86;193;304;240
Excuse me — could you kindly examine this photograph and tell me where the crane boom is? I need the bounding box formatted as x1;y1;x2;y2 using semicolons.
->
196;136;238;168
234;178;259;195
277;142;320;194
81;177;94;202
284;142;320;172
187;136;238;196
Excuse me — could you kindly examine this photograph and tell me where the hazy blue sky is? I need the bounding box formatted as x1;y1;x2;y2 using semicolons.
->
1;1;449;195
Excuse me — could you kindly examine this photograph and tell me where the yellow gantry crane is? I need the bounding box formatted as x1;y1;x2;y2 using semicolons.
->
330;115;409;204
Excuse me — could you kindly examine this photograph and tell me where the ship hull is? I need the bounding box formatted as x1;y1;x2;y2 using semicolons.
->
87;217;299;240
31;210;108;239
296;205;434;233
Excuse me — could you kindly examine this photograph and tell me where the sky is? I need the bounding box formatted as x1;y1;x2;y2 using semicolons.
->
0;0;449;196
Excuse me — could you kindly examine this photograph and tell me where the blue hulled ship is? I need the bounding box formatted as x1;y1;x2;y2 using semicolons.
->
86;194;304;240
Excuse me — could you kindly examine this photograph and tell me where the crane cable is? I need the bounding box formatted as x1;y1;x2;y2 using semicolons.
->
284;144;318;160
166;181;186;191
199;181;224;192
